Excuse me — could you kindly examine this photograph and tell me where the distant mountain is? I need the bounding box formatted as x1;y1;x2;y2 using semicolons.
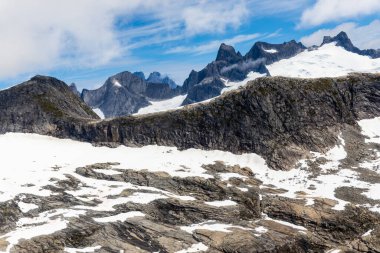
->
133;71;146;80
68;83;80;97
79;31;380;117
322;31;380;59
244;40;306;65
180;39;305;105
81;71;180;118
147;71;178;89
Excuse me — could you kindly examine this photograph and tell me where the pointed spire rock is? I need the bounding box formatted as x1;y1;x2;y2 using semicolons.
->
216;43;242;63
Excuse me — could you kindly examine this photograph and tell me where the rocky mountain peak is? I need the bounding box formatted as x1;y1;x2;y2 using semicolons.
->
322;31;354;48
69;83;80;97
147;71;177;89
321;31;380;58
245;40;306;65
216;43;242;63
133;71;146;80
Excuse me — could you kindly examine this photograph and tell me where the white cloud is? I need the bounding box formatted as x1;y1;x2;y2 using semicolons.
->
300;20;380;49
0;0;311;82
299;0;380;28
0;0;131;78
182;1;248;35
0;0;254;80
166;33;261;55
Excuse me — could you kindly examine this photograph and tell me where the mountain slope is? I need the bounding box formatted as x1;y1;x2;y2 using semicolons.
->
267;43;380;78
5;74;377;171
322;31;380;59
0;75;98;134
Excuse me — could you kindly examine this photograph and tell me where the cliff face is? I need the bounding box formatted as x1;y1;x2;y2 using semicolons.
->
1;74;380;170
62;73;380;170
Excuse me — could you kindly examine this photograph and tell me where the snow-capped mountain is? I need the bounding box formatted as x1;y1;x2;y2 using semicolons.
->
81;71;181;118
79;31;380;118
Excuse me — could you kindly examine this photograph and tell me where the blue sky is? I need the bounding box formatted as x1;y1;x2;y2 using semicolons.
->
0;0;380;90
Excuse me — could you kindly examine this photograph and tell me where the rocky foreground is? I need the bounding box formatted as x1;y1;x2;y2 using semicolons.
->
0;74;379;252
0;120;379;253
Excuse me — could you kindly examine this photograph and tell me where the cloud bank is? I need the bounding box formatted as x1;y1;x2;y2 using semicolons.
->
301;20;380;49
299;0;380;28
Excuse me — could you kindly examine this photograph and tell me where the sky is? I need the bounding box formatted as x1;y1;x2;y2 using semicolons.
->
0;0;380;90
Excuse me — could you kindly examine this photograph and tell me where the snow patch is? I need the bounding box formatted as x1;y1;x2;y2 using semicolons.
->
181;221;252;234
267;43;380;78
92;108;105;119
255;226;268;234
263;48;278;53
221;71;266;94
92;168;122;176
17;202;38;213
175;243;208;253
218;173;247;181
358;117;380;144
135;95;187;115
112;78;122;87
94;211;145;223
65;246;102;253
264;214;307;231
205;200;237;207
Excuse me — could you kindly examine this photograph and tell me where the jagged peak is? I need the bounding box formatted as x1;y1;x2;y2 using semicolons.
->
322;31;353;47
133;71;146;80
216;43;241;62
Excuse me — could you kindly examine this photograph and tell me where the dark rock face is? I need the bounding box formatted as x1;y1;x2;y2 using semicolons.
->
133;71;146;80
81;71;150;118
81;71;180;118
145;83;181;100
181;77;225;105
245;40;306;65
216;43;243;63
5;74;378;171
180;40;305;106
322;31;380;58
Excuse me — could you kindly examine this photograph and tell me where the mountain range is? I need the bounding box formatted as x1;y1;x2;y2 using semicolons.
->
0;32;380;251
73;31;380;118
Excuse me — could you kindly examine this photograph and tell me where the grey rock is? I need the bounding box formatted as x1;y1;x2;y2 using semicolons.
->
81;71;180;117
245;40;306;65
133;71;146;80
81;71;150;117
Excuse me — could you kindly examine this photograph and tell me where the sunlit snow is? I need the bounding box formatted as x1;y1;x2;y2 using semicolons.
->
267;43;380;78
135;94;187;115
